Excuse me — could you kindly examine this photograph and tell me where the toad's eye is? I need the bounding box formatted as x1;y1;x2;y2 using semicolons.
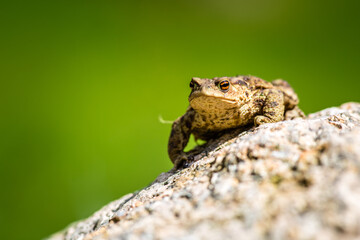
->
218;80;230;91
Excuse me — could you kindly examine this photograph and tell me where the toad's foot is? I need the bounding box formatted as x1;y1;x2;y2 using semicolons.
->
254;115;274;126
173;153;195;169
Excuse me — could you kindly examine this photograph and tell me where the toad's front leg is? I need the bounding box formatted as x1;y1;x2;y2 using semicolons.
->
254;89;285;125
168;109;195;168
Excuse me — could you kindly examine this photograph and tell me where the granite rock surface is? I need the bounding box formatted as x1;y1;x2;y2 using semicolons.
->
49;102;360;240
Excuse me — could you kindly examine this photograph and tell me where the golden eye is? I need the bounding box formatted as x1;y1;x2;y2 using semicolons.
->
219;80;230;91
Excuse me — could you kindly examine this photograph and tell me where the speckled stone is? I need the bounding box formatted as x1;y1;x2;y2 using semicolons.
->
48;102;360;240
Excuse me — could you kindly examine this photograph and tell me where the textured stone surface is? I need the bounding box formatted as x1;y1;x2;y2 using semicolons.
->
49;102;360;240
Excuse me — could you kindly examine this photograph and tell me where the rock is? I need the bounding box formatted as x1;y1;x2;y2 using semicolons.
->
48;102;360;240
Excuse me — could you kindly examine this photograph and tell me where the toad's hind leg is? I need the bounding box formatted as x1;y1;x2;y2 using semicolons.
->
285;105;305;120
272;79;299;109
254;89;285;126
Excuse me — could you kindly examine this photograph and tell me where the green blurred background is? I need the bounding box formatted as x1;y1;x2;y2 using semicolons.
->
1;0;359;239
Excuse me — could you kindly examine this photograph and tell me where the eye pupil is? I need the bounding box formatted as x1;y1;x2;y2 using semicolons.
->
219;80;230;90
190;81;194;88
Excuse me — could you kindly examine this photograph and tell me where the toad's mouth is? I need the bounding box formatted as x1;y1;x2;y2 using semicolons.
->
189;91;237;104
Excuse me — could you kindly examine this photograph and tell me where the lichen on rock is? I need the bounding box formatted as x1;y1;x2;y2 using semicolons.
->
49;102;360;240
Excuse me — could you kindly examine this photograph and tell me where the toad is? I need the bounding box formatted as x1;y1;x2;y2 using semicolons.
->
168;75;304;168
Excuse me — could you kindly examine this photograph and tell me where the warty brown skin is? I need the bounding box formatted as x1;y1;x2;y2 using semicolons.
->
168;75;304;168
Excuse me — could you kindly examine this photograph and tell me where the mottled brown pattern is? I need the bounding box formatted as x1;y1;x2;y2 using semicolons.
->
254;98;265;107
269;101;279;108
235;80;248;87
168;75;304;168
